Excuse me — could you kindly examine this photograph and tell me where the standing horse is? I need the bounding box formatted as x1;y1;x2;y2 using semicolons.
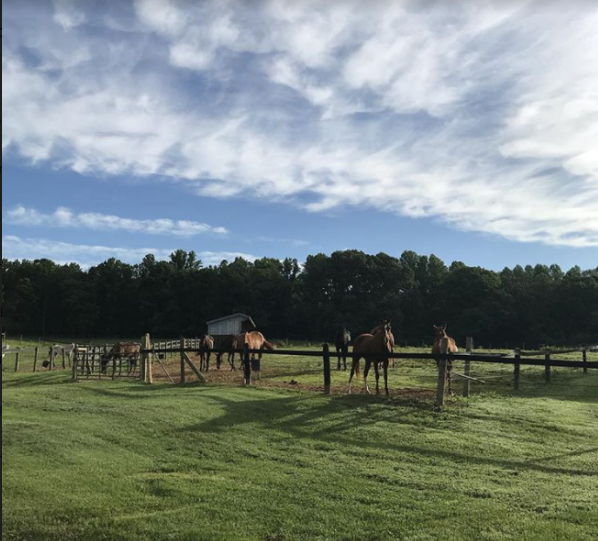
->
100;342;141;375
335;327;351;370
432;325;458;394
199;335;215;371
348;321;394;395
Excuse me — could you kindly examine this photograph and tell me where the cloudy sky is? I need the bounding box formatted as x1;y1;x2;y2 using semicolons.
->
3;0;597;269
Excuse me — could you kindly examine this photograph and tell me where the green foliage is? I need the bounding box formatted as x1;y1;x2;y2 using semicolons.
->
2;252;597;347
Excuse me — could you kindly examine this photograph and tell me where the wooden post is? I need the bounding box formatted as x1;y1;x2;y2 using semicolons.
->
48;348;53;371
544;349;551;383
62;348;66;370
436;338;449;408
14;351;20;373
180;336;186;384
33;347;39;373
243;343;251;385
143;333;152;384
140;339;146;382
323;343;331;395
463;337;473;398
72;345;78;381
583;348;588;374
514;348;521;391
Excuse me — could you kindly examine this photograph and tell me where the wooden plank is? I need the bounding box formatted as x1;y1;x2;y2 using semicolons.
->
545;350;551;383
33;347;39;373
183;352;207;383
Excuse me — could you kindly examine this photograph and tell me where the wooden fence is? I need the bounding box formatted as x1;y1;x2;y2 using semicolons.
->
140;336;597;408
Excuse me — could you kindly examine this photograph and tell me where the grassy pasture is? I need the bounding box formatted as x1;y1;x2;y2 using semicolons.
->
3;359;598;541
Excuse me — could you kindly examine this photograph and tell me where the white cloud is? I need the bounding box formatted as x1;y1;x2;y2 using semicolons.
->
2;235;257;268
3;206;228;237
2;0;598;248
53;0;86;30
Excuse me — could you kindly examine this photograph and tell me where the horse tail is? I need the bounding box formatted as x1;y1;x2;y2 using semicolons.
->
262;340;276;350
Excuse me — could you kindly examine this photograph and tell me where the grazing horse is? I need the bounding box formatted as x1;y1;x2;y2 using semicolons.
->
334;327;351;370
348;321;394;395
432;325;458;394
100;342;141;375
199;334;215;371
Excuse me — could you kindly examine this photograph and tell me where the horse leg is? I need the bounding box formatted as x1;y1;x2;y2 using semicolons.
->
348;356;360;393
337;348;341;371
363;360;372;394
384;360;389;396
447;360;453;395
374;361;380;395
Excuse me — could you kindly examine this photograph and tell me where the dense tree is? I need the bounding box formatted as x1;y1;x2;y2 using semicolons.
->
1;252;597;347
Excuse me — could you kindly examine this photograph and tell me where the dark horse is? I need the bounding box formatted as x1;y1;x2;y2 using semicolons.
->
432;325;458;395
334;327;351;370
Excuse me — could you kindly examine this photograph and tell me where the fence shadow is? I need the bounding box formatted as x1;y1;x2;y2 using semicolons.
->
179;391;598;478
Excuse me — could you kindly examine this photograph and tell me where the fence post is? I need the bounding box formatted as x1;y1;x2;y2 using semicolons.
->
544;349;551;383
72;345;78;381
583;348;588;374
33;347;39;373
463;337;473;397
144;333;152;384
14;351;20;373
180;336;186;384
436;338;449;408
323;343;331;395
62;348;66;370
514;348;521;391
243;343;251;385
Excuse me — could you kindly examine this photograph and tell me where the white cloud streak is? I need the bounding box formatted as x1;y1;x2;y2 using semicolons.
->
3;205;228;237
2;0;598;248
2;235;257;268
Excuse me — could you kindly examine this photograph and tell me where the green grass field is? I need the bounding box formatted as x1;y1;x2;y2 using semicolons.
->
3;358;598;541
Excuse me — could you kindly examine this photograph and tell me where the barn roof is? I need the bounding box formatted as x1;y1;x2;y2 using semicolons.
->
206;313;255;326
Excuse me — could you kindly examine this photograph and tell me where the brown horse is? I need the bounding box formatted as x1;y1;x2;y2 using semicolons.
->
225;331;276;370
432;325;458;394
100;342;141;375
348;321;394;395
199;334;215;371
370;320;396;366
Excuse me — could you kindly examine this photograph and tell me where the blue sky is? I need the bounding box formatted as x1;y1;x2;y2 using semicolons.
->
2;0;597;270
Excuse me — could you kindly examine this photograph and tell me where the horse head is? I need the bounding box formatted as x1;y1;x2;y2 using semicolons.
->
433;324;448;341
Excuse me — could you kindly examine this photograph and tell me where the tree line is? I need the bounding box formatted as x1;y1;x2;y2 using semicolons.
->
2;250;597;348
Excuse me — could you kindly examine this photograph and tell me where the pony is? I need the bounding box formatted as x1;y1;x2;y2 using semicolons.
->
199;334;215;371
334;327;351;370
100;342;141;375
431;325;458;394
348;321;394;395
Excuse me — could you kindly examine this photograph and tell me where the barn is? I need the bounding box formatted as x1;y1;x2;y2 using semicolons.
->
206;313;256;338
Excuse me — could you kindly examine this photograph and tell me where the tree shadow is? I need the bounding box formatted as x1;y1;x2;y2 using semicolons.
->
180;391;598;478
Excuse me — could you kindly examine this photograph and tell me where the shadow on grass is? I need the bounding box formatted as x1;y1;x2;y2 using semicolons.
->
179;391;598;478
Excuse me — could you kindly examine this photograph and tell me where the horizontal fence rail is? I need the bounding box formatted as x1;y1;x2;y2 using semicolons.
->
143;347;598;370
